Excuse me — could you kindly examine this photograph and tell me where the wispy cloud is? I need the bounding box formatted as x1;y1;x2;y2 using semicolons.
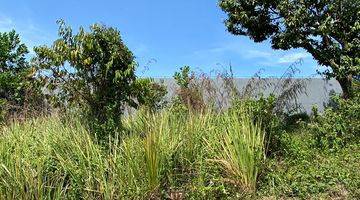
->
193;42;312;66
0;15;14;31
246;50;272;59
193;42;273;60
278;52;311;64
0;15;53;55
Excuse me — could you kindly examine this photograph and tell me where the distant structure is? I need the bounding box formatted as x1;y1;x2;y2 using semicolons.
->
155;78;342;113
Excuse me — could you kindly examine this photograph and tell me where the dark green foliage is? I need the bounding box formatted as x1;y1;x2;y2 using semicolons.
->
284;112;310;128
174;66;191;89
219;0;360;98
311;91;360;150
0;30;28;71
131;78;167;111
258;131;360;199
34;20;137;137
232;95;276;125
0;30;44;122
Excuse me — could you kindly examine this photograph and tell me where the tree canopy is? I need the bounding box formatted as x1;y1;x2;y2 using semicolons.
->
0;30;28;73
34;20;137;135
0;30;42;121
219;0;360;98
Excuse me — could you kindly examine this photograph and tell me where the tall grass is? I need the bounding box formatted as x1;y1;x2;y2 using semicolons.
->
210;109;265;192
0;116;146;199
0;107;266;199
140;112;181;197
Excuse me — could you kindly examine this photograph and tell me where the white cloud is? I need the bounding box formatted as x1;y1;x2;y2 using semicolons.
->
193;42;273;60
191;42;317;73
0;15;15;31
245;50;272;59
0;15;53;55
193;44;233;55
278;52;311;64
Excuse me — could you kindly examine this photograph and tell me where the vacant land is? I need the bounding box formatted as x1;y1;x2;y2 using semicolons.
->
1;105;359;199
1;1;359;199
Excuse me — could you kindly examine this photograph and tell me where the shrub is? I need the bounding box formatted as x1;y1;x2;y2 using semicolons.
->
230;95;284;156
257;130;360;199
311;91;360;149
284;112;310;128
173;66;206;112
34;20;137;138
131;78;167;111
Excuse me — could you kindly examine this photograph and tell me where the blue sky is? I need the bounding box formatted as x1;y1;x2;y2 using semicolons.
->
0;0;322;77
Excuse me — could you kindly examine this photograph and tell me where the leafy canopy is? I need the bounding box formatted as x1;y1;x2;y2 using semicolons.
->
0;30;41;121
1;30;29;104
0;30;28;72
34;20;137;134
219;0;360;97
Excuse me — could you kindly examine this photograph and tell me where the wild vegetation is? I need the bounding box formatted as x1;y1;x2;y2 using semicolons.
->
220;0;360;98
0;1;359;199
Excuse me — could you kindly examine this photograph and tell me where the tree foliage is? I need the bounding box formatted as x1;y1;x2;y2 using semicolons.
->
219;0;360;98
34;20;137;135
0;30;42;122
131;78;168;111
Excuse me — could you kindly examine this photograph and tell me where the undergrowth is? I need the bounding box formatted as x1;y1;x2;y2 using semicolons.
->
0;107;266;199
257;128;360;199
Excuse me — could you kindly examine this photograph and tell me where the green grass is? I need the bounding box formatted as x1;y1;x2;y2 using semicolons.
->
0;108;266;199
257;129;360;199
208;109;265;192
0;110;359;199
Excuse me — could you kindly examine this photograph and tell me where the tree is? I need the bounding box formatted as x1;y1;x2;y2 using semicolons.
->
0;30;42;121
34;20;137;136
131;78;168;111
219;0;360;98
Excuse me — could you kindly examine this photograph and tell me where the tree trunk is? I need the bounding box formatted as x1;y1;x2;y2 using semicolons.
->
337;75;353;99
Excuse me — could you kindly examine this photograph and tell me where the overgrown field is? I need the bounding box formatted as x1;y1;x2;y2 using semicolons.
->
1;10;359;199
1;106;359;199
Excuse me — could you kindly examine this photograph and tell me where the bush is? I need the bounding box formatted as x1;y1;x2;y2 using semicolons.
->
131;78;167;111
34;21;137;139
230;95;284;156
311;91;360;150
173;66;206;112
283;112;310;128
257;130;360;199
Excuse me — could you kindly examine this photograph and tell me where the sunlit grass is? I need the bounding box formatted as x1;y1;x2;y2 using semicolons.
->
0;107;267;199
210;109;265;192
